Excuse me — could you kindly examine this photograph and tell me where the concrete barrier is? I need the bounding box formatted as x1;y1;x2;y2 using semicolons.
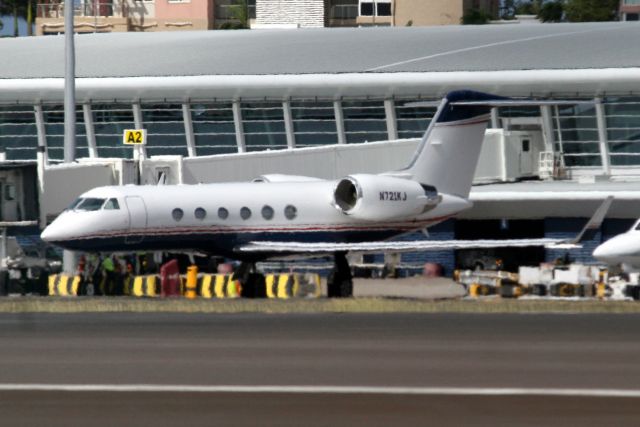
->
265;273;321;299
48;274;82;296
131;275;158;297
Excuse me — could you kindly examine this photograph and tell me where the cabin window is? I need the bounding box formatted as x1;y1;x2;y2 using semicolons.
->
218;207;229;220
172;208;184;221
284;205;297;220
76;198;106;211
195;207;206;220
103;198;120;210
240;207;252;220
261;205;274;220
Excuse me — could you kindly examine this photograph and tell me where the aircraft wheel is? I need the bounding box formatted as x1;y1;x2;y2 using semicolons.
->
327;271;353;298
328;252;353;298
241;273;267;298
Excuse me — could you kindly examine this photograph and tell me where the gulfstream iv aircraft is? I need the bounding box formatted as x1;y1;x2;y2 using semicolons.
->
41;91;609;297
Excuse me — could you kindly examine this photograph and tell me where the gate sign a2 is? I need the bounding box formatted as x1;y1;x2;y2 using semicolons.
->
123;129;146;145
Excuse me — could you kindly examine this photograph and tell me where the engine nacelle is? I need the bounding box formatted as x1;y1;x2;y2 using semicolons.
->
332;174;441;221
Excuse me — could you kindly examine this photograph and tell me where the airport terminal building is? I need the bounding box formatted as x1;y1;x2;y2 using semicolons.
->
1;22;640;273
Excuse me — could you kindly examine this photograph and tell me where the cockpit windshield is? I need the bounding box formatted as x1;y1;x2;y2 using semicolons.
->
75;198;106;211
103;198;120;210
67;198;84;211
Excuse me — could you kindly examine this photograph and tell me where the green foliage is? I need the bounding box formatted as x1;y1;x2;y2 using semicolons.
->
514;0;543;15
501;0;517;19
538;1;564;22
220;0;249;30
219;21;246;30
564;0;619;22
461;8;492;25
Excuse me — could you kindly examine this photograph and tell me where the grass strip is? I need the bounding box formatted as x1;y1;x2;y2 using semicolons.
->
0;297;640;314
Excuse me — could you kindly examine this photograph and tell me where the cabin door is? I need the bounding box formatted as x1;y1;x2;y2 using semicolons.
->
125;196;147;244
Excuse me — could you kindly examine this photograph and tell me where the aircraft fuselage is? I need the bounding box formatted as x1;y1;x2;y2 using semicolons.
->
41;180;471;259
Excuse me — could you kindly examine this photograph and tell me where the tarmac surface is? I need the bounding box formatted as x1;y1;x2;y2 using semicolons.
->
1;312;640;425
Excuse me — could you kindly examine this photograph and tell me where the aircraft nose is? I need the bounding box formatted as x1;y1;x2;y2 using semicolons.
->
592;242;612;261
41;223;59;243
41;218;69;244
592;235;631;263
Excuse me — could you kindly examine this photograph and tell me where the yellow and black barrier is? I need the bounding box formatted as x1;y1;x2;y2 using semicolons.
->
265;273;321;299
197;274;241;299
48;274;82;296
131;275;159;297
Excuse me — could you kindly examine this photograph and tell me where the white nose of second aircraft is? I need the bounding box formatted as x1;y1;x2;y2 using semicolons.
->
592;233;638;264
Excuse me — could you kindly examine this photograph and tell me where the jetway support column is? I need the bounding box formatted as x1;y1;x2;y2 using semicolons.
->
595;97;611;176
63;250;79;276
232;101;246;153
384;99;398;140
539;105;555;153
333;101;346;145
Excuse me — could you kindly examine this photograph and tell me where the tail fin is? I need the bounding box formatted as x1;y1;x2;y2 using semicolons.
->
392;90;507;199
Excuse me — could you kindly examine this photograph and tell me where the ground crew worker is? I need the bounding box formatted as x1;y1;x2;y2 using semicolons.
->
101;255;116;295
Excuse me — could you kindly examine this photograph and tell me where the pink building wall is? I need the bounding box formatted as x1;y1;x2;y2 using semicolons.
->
155;0;214;23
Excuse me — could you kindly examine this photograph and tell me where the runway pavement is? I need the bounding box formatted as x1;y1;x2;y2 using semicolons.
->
1;312;640;426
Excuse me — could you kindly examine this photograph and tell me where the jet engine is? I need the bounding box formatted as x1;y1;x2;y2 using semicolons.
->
332;174;441;221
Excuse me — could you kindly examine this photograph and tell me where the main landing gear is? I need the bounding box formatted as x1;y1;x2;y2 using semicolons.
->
233;262;267;298
327;252;353;298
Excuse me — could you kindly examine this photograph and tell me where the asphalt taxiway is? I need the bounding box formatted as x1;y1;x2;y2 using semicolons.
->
1;312;639;426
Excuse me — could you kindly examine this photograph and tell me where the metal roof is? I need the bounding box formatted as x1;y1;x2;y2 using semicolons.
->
2;22;639;79
1;22;640;101
466;180;640;219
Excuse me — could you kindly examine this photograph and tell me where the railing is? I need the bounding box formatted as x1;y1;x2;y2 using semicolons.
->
37;1;116;19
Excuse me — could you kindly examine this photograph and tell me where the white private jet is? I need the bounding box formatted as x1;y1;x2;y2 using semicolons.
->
593;220;640;271
41;90;611;297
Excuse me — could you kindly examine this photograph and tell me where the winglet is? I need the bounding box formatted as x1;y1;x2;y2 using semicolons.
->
549;196;613;248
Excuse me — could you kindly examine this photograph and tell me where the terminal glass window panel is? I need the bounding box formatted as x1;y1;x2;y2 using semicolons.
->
291;100;338;147
342;100;387;144
605;97;640;166
242;102;287;152
376;2;391;16
191;102;238;156
329;0;358;20
92;103;136;159
141;103;188;157
553;103;601;167
43;104;88;161
360;2;373;15
0;105;38;160
395;100;436;139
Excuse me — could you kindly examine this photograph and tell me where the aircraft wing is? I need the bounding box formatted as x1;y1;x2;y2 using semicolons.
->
238;196;614;255
237;238;566;254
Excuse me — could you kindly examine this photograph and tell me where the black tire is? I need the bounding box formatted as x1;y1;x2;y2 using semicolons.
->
327;271;353;298
0;270;7;296
241;273;267;298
